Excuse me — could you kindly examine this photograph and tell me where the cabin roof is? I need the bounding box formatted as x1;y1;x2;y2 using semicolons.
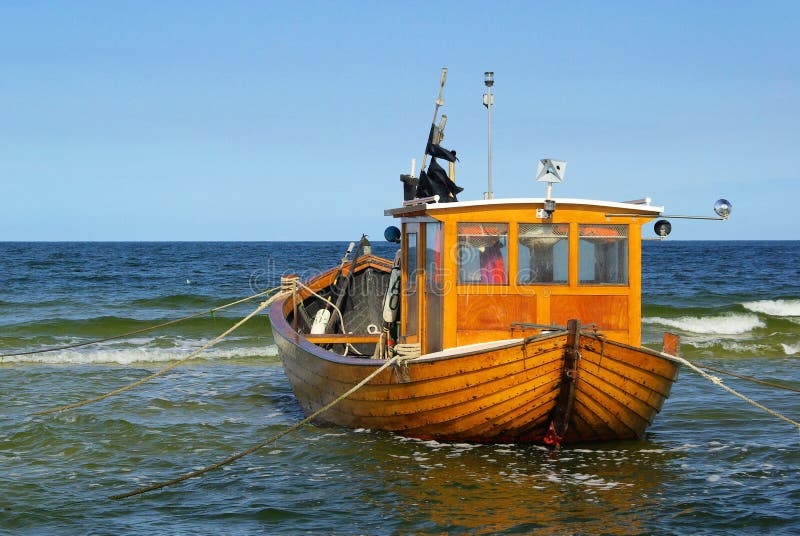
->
385;197;664;217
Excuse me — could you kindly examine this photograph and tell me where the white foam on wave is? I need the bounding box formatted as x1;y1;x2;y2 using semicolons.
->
742;299;800;317
1;344;279;365
642;313;764;335
781;343;800;355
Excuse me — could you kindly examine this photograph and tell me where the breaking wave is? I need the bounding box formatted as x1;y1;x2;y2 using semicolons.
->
781;343;800;356
642;313;765;335
742;299;800;317
0;343;279;365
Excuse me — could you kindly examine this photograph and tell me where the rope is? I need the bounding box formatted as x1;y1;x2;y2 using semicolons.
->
394;343;421;359
32;290;286;416
294;280;360;356
294;281;348;336
697;364;800;394
110;353;406;500
1;287;281;360
656;350;800;429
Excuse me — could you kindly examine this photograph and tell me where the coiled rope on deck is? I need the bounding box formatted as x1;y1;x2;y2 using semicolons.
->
110;353;411;500
33;288;286;416
1;287;281;360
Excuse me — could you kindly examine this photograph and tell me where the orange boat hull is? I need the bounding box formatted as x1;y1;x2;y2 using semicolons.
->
269;264;679;444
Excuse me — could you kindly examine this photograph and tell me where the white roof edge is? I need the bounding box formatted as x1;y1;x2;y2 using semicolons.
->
417;197;664;213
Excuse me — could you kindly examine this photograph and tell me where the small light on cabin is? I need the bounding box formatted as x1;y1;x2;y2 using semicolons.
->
544;199;556;217
384;226;401;243
714;199;732;219
654;219;672;238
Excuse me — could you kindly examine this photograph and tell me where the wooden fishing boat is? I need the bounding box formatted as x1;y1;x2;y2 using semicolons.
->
270;73;684;446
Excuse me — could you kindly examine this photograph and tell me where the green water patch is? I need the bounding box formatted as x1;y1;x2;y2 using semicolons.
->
127;293;245;309
1;314;274;340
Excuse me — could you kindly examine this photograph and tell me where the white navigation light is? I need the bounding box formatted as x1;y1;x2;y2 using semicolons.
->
536;159;567;183
714;199;732;219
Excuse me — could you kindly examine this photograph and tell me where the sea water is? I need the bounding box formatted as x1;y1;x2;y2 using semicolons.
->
1;241;798;534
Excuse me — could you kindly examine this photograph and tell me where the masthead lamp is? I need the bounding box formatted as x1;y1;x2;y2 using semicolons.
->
483;71;495;200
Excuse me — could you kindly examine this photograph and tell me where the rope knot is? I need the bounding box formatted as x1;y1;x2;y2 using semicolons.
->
281;274;300;293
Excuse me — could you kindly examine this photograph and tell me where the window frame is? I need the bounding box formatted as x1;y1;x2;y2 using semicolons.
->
517;222;570;286
577;224;629;286
456;222;510;286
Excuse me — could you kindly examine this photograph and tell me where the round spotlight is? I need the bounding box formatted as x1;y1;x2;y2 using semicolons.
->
714;199;732;219
654;219;672;238
384;226;401;243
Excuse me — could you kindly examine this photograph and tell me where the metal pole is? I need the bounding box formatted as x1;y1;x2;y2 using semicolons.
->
483;72;494;200
487;91;493;199
420;68;448;175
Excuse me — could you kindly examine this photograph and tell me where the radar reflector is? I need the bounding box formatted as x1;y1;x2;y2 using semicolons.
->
536;159;567;183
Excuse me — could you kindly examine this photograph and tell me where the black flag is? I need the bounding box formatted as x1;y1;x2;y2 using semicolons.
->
425;123;458;163
416;158;463;202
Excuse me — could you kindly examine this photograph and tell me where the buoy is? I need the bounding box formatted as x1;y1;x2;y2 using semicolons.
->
311;309;331;334
382;250;401;323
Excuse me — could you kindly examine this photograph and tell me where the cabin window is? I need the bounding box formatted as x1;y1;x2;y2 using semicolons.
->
579;224;628;285
405;231;418;336
407;232;419;282
518;223;569;284
457;223;508;285
425;223;442;290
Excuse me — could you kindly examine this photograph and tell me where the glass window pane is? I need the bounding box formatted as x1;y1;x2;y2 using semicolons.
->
518;223;569;284
426;223;442;289
405;232;418;335
457;223;508;284
407;233;418;284
578;225;628;285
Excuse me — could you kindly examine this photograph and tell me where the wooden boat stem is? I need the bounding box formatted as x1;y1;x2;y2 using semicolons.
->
543;318;581;448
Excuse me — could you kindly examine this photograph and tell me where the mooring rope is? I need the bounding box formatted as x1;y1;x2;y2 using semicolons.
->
1;287;281;360
110;353;407;500
32;289;286;416
394;343;421;359
657;351;800;429
696;364;800;394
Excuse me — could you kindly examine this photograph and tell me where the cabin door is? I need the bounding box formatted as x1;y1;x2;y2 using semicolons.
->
402;223;419;343
424;222;444;353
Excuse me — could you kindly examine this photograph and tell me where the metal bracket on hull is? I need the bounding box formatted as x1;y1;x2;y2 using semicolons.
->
543;319;581;448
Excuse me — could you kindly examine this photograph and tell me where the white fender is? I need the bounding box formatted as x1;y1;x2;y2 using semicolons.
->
382;250;402;323
310;309;331;334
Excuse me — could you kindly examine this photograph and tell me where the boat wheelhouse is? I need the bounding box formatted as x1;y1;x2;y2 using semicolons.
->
385;196;662;354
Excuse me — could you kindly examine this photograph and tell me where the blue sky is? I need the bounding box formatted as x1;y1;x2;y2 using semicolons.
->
1;1;797;240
